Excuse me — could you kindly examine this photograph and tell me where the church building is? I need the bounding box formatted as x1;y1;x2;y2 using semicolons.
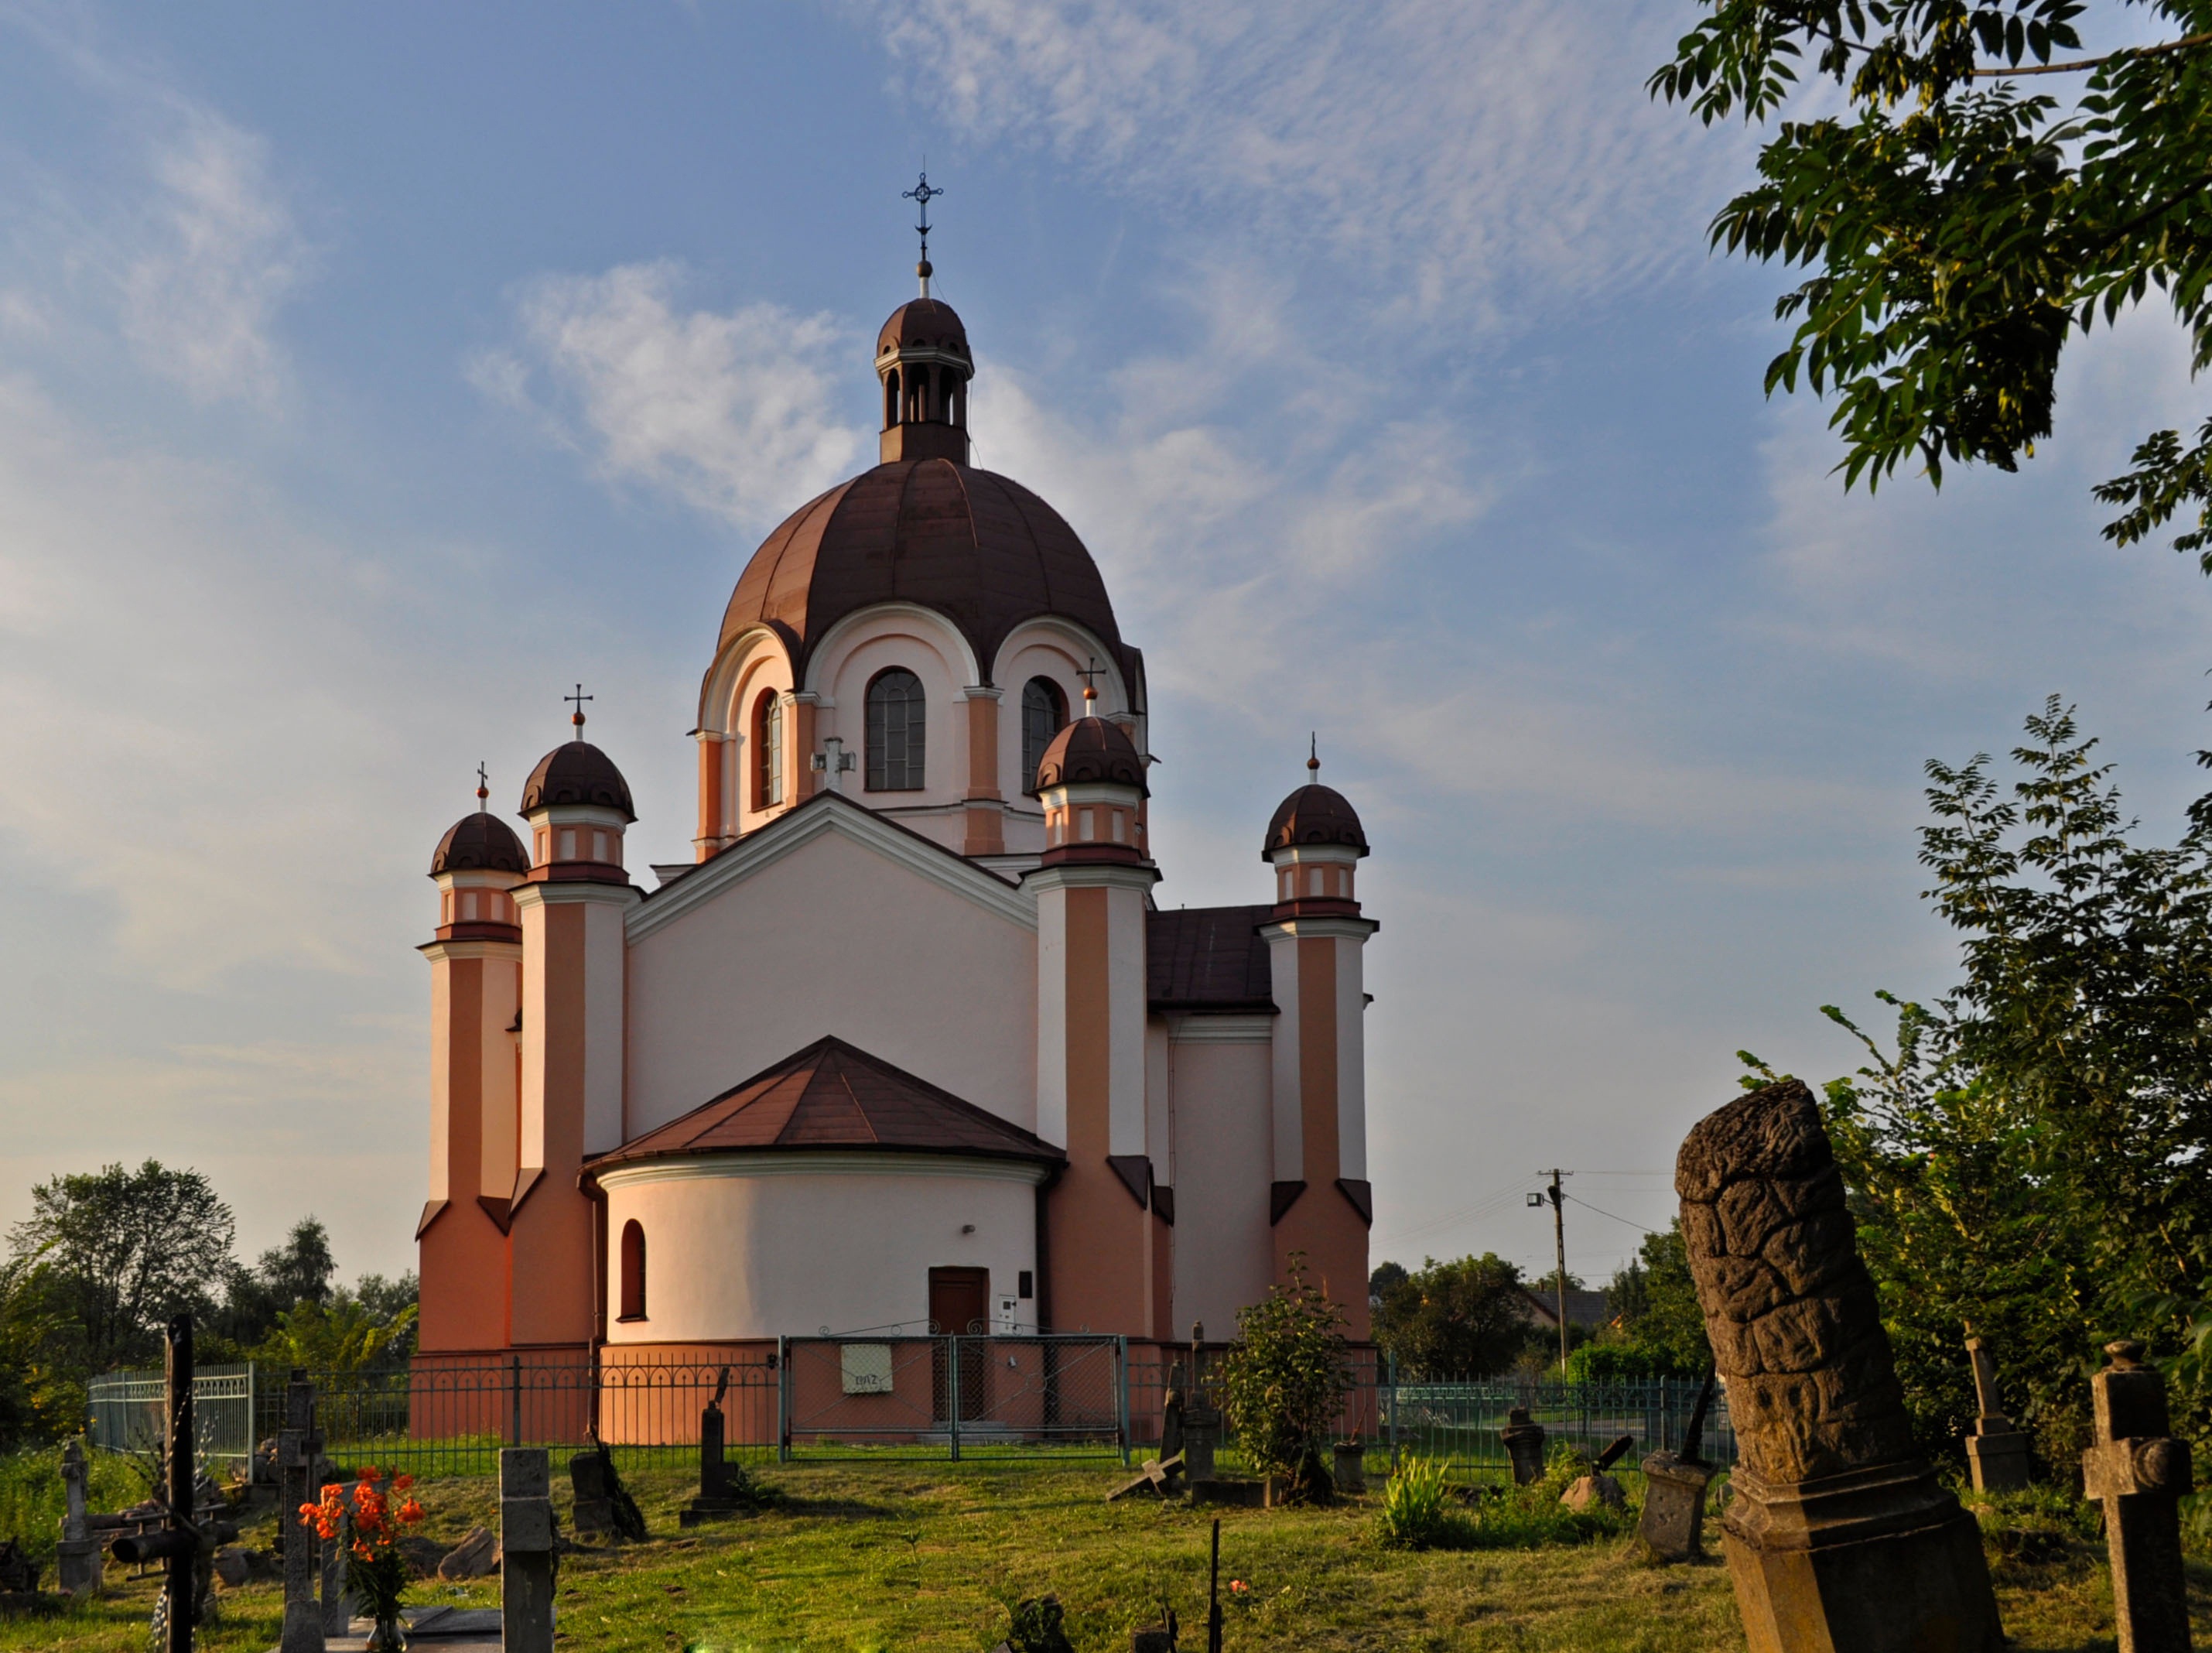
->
414;268;1378;1371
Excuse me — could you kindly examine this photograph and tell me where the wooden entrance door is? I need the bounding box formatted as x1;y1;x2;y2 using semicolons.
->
928;1267;990;1422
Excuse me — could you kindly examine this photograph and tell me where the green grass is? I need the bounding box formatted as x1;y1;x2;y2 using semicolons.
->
1;1457;2207;1651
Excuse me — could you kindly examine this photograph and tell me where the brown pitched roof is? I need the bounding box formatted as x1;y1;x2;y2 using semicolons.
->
712;458;1134;690
585;1035;1062;1170
1148;905;1276;1013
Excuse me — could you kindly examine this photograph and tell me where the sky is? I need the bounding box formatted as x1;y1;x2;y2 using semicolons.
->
3;0;2210;1292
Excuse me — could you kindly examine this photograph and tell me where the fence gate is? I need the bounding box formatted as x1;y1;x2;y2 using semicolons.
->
779;1334;1128;1460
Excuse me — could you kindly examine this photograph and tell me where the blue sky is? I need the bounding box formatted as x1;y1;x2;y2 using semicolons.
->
3;1;2209;1291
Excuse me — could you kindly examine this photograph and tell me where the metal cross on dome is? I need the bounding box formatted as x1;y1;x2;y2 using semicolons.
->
476;761;490;806
904;170;943;265
565;683;593;732
1075;657;1106;707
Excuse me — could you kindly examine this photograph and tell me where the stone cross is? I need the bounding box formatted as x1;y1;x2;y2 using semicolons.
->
1500;1406;1547;1486
1677;1079;2002;1653
2081;1340;2193;1653
1639;1368;1718;1564
501;1447;556;1653
1963;1336;2032;1494
277;1372;324;1653
54;1437;101;1596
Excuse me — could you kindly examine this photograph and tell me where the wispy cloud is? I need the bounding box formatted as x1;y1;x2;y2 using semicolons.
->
471;262;866;529
864;0;1735;327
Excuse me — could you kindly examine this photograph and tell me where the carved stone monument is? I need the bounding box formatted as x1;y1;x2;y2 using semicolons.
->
2081;1340;2193;1653
569;1439;645;1543
1332;1439;1366;1496
1639;1368;1718;1563
1181;1326;1220;1484
683;1369;742;1528
1963;1336;2033;1494
500;1447;556;1653
1500;1407;1547;1487
276;1371;324;1653
1678;1079;2002;1653
54;1439;101;1597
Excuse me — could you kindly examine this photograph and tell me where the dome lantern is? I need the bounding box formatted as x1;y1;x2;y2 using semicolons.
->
428;766;527;943
1263;741;1368;917
1035;716;1149;868
876;297;972;466
519;690;636;885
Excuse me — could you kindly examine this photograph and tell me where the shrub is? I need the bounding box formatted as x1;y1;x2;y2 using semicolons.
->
1376;1456;1468;1550
1217;1254;1351;1501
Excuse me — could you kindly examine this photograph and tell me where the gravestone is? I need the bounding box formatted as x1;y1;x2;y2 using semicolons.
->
1963;1336;2033;1494
500;1448;556;1653
568;1442;645;1542
2081;1340;2193;1653
55;1438;101;1596
1161;1364;1186;1467
277;1372;324;1653
318;1502;351;1637
683;1370;744;1528
437;1527;499;1580
1500;1407;1547;1486
1561;1434;1633;1511
1639;1368;1718;1563
1182;1324;1220;1484
1678;1079;2002;1653
1332;1439;1366;1495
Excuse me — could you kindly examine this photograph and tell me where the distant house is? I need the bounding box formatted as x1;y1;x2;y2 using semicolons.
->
1515;1287;1614;1333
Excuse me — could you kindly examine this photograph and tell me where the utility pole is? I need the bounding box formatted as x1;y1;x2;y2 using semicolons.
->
1530;1170;1572;1373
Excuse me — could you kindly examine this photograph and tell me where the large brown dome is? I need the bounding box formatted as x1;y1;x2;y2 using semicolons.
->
715;457;1132;688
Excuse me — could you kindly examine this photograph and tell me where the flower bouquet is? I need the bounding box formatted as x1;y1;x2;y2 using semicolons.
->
303;1467;427;1652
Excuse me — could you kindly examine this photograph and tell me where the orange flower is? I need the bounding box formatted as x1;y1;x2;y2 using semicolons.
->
394;1473;414;1491
397;1499;425;1525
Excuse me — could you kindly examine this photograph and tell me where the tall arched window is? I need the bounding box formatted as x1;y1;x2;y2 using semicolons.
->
752;690;784;809
866;669;926;791
884;368;900;429
1021;676;1067;795
618;1220;646;1321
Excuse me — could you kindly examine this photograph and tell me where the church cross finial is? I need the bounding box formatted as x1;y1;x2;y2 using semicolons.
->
1308;733;1320;777
1076;656;1104;711
904;169;943;297
476;761;490;809
565;683;593;734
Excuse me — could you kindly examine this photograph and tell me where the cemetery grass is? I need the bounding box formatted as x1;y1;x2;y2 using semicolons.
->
4;1458;2212;1651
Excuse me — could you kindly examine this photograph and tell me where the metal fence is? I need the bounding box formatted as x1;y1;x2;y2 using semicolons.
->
90;1352;1729;1486
1383;1378;1733;1484
88;1363;258;1466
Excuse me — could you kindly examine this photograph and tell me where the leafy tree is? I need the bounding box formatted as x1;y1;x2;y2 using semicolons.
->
350;1272;420;1364
1652;0;2212;556
253;1294;418;1374
1371;1253;1535;1380
1368;1260;1410;1307
1749;698;2212;1463
1217;1254;1353;1500
1591;1223;1711;1377
214;1217;336;1351
0;1258;81;1448
7;1162;235;1373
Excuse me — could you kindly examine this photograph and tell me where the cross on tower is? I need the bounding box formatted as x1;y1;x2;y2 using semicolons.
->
476;761;490;808
1308;733;1320;777
1075;657;1106;710
565;683;593;733
904;170;943;294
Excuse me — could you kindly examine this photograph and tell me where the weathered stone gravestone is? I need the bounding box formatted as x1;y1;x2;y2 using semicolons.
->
1161;1364;1186;1467
318;1501;352;1637
501;1448;556;1653
1500;1406;1547;1486
2081;1340;2193;1653
1962;1336;2033;1494
1180;1326;1220;1485
569;1441;645;1542
1332;1439;1366;1496
54;1438;101;1597
1678;1079;2002;1653
1639;1369;1718;1563
275;1372;324;1653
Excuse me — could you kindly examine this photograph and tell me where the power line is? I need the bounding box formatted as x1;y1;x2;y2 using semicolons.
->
1565;1193;1665;1235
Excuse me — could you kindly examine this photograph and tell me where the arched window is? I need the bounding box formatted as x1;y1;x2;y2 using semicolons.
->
1021;676;1066;795
752;690;784;809
884;368;899;429
618;1220;646;1321
866;669;926;791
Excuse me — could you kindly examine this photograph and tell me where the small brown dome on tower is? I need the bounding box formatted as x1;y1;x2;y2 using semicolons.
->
521;741;637;820
1037;717;1147;795
877;298;970;361
1263;785;1368;858
430;811;528;877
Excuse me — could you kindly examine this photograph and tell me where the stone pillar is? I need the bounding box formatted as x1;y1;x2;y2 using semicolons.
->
54;1439;101;1596
1677;1079;2002;1653
1962;1336;2033;1494
1640;1369;1719;1564
501;1447;556;1653
318;1504;352;1637
1500;1407;1547;1487
278;1373;324;1653
2081;1340;2193;1653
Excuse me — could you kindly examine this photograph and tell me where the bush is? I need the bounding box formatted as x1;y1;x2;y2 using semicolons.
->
1376;1456;1466;1550
1217;1254;1351;1501
0;1443;148;1562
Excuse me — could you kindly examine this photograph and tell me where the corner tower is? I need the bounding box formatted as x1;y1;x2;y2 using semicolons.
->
1260;755;1377;1337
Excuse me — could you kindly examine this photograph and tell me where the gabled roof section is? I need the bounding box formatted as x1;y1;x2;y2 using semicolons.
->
586;1035;1062;1169
1149;905;1275;1013
627;789;1035;942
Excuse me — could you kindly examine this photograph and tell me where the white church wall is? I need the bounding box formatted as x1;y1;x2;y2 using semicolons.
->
600;1154;1041;1341
624;823;1038;1135
1164;1018;1277;1336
